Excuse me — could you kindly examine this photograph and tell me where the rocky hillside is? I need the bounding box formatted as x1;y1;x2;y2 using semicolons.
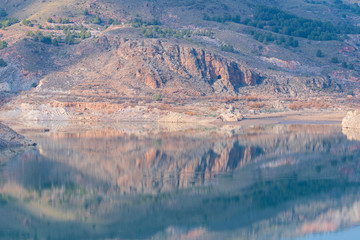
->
0;0;360;121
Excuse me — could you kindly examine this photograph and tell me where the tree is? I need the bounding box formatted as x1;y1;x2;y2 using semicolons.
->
342;61;348;68
84;8;89;16
92;16;102;24
331;57;339;63
0;58;7;67
51;37;59;46
316;49;323;57
0;40;7;49
64;31;75;44
0;8;7;18
152;93;162;101
221;44;235;52
22;19;34;27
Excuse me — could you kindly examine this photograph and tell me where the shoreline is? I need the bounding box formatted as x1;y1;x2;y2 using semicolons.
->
1;110;347;134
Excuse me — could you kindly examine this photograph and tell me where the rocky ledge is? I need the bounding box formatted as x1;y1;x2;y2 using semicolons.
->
0;122;35;148
342;110;360;129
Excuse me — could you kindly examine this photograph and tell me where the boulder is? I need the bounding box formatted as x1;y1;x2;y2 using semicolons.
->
218;112;243;122
342;110;360;129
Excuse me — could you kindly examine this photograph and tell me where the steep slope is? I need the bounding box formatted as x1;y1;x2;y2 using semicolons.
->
0;0;360;122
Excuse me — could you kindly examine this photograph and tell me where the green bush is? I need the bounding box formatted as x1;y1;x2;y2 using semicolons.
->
129;17;160;28
152;93;162;102
27;31;57;45
250;30;299;47
0;40;7;49
347;90;354;96
141;26;191;39
203;14;241;24
331;57;339;63
58;18;71;24
0;17;19;29
22;19;34;27
0;8;7;18
92;16;102;25
316;49;323;57
0;58;7;67
221;44;235;52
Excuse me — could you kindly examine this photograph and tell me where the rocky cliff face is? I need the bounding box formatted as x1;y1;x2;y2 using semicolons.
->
115;39;260;94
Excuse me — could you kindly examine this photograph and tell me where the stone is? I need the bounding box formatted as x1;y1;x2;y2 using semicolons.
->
342;110;360;129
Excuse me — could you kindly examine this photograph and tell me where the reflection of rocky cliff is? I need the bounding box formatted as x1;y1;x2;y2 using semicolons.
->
1;124;360;240
24;124;353;194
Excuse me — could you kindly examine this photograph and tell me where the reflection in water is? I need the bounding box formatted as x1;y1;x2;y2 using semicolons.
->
0;124;360;239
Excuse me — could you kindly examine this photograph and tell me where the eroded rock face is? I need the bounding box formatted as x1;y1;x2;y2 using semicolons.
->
116;39;260;94
342;110;360;129
0;122;34;148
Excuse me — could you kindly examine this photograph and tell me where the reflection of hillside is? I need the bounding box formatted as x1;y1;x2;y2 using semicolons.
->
1;124;360;240
27;124;352;194
342;127;360;142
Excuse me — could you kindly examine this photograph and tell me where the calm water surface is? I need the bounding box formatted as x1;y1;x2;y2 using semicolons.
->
0;123;360;240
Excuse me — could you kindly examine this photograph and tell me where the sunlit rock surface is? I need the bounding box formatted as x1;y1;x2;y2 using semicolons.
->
342;110;360;129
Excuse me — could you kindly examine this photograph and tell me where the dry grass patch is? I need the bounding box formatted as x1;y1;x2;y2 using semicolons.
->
288;100;329;110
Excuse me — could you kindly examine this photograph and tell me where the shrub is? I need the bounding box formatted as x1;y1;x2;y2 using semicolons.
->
221;44;234;52
0;58;7;67
0;17;19;29
84;8;89;16
316;49;323;57
152;93;162;101
92;16;102;24
342;61;348;68
58;18;71;24
27;30;58;45
331;57;339;63
31;82;38;88
0;8;7;18
250;30;299;47
22;19;34;27
0;40;7;49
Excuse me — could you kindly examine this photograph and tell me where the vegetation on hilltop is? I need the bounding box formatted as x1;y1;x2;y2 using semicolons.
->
204;5;360;41
250;30;299;47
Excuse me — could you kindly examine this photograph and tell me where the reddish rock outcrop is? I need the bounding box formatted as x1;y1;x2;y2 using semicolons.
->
116;39;260;94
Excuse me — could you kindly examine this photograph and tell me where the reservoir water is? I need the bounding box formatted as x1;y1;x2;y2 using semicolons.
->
0;123;360;240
